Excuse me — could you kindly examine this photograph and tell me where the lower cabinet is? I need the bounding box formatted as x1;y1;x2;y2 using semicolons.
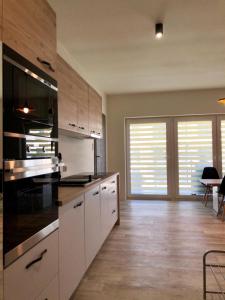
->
59;194;85;300
100;176;118;241
36;276;59;300
85;186;101;268
4;230;59;300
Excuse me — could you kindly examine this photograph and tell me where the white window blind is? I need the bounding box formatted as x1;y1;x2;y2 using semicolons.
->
221;120;225;175
177;120;213;195
129;122;167;195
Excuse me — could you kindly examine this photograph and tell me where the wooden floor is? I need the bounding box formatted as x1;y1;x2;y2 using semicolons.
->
72;200;225;300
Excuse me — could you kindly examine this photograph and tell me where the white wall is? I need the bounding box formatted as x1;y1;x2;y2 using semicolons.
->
107;88;225;200
59;134;94;177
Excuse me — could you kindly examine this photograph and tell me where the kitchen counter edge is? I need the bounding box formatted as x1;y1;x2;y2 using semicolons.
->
58;172;119;206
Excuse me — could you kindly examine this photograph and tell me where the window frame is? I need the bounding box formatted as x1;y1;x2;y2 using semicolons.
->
125;114;225;200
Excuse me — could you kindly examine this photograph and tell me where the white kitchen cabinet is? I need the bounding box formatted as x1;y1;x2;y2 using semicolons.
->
100;176;118;241
100;182;111;241
59;194;85;300
4;230;59;300
36;275;59;300
85;186;101;268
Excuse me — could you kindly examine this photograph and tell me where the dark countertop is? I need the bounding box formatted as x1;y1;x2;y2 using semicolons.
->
58;172;119;206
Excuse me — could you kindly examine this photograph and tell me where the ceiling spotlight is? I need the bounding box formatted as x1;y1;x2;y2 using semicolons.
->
217;98;225;105
155;23;163;39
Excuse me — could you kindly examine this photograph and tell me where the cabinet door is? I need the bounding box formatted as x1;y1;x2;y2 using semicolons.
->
100;182;111;241
59;195;85;300
85;187;101;268
36;276;59;300
73;71;89;135
88;87;102;137
57;55;78;131
3;0;56;77
4;230;59;300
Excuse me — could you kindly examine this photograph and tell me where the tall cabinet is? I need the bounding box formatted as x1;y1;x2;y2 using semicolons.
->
2;0;56;77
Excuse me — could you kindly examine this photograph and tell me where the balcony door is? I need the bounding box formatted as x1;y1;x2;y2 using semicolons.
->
126;115;224;200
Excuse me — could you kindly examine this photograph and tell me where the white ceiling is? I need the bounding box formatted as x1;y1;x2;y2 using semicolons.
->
48;0;225;95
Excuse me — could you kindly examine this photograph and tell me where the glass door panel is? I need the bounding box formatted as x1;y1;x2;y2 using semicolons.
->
128;121;168;195
177;120;213;195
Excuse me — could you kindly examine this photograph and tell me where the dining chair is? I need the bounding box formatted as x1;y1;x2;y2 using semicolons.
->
201;167;220;206
217;176;225;221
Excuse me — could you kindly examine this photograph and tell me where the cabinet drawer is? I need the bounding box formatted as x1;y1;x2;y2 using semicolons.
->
36;275;59;300
4;230;59;300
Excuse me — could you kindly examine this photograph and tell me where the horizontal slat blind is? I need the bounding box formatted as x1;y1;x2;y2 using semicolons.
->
129;122;167;195
177;120;213;195
221;120;225;175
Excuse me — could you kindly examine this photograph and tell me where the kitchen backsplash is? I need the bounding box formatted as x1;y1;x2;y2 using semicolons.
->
59;134;94;177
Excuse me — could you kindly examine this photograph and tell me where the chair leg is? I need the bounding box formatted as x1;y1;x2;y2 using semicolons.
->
203;187;207;203
222;203;225;222
217;196;223;216
205;186;210;207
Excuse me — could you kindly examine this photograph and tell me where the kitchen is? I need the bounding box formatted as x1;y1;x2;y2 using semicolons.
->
1;1;225;300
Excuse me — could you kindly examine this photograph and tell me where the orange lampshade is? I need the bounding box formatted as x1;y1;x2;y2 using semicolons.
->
217;98;225;104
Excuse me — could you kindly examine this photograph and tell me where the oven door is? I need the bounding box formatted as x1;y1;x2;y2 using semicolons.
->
3;172;59;267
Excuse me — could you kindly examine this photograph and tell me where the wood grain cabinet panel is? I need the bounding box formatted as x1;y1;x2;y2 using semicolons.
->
57;55;78;131
73;70;89;135
57;55;89;135
88;86;102;137
0;0;2;40
3;0;56;77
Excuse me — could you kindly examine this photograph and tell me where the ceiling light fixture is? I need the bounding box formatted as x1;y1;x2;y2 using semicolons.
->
155;23;163;40
217;98;225;105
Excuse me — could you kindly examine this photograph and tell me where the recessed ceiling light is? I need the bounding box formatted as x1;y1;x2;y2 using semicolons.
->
155;23;163;40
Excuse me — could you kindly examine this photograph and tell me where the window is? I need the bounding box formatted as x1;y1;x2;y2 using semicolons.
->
128;121;168;195
126;115;224;199
221;120;225;175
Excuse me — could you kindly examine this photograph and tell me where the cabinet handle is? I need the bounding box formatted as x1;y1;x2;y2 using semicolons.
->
37;57;55;72
93;191;99;196
25;249;47;269
111;181;115;184
69;123;76;127
79;126;85;130
74;201;83;208
112;209;116;214
112;190;116;193
102;186;107;190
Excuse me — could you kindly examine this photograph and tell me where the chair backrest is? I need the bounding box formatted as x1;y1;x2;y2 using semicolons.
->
219;176;225;195
201;167;220;179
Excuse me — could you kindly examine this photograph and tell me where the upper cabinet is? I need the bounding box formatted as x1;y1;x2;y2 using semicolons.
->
89;86;102;137
3;0;56;77
57;55;79;132
0;0;2;40
57;55;102;138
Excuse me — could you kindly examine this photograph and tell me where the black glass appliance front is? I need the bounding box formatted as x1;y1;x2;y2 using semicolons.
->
3;44;58;138
3;172;59;257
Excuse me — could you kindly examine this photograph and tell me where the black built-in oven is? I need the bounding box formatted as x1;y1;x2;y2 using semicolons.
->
3;44;59;267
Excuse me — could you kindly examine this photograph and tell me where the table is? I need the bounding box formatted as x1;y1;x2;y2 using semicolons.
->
200;179;222;212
